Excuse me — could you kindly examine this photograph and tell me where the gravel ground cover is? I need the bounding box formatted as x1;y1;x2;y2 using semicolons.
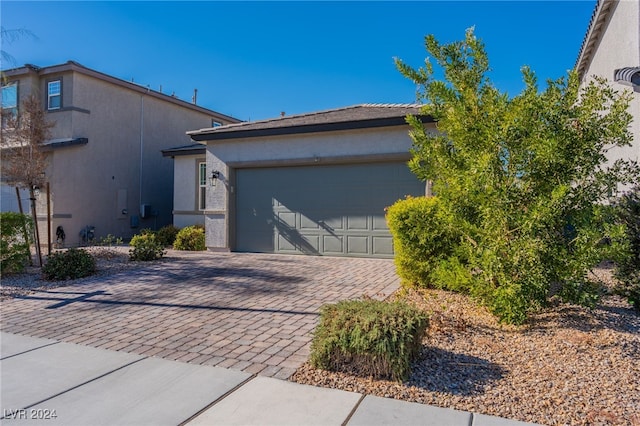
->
0;246;137;299
291;268;640;426
0;247;211;299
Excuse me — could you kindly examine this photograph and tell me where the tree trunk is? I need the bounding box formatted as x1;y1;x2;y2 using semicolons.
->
47;182;52;255
29;187;42;267
15;187;33;266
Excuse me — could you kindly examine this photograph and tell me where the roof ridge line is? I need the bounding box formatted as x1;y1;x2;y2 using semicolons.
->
217;103;421;130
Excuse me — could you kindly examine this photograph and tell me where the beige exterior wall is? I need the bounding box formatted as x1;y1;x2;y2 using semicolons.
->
1;63;237;247
172;154;206;228
203;124;435;250
580;0;640;186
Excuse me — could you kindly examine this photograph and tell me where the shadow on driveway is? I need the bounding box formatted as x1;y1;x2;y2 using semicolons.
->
16;290;318;317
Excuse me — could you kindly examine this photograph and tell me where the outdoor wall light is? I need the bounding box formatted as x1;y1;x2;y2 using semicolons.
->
210;170;220;187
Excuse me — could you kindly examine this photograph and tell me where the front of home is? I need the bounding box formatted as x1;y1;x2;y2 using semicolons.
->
165;2;639;261
182;104;434;258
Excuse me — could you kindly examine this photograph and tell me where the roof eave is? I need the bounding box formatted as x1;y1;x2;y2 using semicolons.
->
575;0;616;80
161;147;206;157
2;61;241;124
41;137;89;151
189;115;433;142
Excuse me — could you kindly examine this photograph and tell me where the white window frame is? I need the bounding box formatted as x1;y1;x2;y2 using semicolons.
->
47;80;61;110
198;162;207;211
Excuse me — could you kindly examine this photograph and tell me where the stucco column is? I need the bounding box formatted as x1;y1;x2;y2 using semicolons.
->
205;150;230;251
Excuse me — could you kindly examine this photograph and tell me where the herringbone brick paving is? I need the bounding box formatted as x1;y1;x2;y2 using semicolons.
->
0;252;399;379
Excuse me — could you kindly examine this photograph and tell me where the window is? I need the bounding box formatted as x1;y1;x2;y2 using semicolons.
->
1;82;18;126
212;120;222;128
198;162;207;210
47;80;61;110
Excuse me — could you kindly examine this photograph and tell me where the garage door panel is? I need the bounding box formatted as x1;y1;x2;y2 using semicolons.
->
323;235;344;254
276;235;297;252
373;236;394;256
278;211;297;228
347;236;369;254
238;230;274;253
372;216;390;231
236;162;424;258
323;217;344;231
347;216;369;230
277;233;319;254
300;215;320;230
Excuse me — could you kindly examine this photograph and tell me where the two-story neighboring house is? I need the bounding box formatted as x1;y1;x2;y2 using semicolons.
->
1;61;240;245
575;0;639;192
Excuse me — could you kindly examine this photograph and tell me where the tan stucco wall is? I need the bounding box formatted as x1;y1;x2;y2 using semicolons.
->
581;0;640;184
2;67;227;246
203;124;435;250
172;154;206;228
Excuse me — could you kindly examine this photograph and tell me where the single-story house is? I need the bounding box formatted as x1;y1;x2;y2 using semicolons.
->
164;104;434;258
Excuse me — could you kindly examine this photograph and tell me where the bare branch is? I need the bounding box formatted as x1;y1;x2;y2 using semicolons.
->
1;95;53;189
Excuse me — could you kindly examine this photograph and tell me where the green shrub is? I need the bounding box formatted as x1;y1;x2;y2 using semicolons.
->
138;228;155;236
613;187;640;312
96;234;123;246
310;299;429;381
156;225;180;247
42;248;96;280
386;196;463;289
0;212;33;275
173;225;206;251
129;233;165;261
393;29;639;324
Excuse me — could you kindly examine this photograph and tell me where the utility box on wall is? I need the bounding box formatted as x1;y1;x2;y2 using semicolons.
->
140;204;151;219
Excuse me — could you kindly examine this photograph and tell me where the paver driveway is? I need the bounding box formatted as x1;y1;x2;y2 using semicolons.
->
0;252;400;379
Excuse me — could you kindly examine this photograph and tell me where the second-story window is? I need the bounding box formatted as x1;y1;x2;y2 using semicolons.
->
1;82;18;127
47;80;61;110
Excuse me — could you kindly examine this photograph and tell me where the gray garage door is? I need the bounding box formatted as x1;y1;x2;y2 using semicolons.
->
235;162;424;258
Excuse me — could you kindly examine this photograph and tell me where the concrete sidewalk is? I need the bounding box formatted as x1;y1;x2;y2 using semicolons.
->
0;332;539;426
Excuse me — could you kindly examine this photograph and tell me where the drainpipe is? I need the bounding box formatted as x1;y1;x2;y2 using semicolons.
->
139;92;145;211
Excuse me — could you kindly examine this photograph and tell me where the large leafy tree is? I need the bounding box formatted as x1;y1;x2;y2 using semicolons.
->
393;28;638;323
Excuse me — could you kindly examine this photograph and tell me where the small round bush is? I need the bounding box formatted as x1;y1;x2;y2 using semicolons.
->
310;299;429;381
156;225;180;247
1;212;33;275
129;233;165;261
42;248;96;281
173;225;206;251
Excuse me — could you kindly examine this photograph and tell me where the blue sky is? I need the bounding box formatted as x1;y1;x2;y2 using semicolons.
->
2;1;596;121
